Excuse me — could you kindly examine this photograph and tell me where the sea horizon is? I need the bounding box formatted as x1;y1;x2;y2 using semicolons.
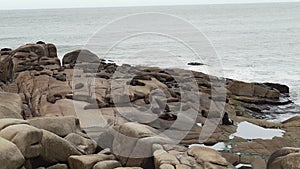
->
0;1;299;11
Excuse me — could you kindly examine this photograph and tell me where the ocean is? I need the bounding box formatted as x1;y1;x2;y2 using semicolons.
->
0;2;299;120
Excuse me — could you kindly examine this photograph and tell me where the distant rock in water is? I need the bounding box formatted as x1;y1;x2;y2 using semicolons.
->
187;62;205;66
0;48;12;52
36;41;46;44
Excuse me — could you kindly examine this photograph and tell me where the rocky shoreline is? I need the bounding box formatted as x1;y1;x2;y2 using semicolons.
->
0;42;300;169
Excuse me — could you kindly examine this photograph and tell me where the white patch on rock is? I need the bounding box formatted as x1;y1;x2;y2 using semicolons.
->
189;142;231;151
230;121;285;140
235;164;252;168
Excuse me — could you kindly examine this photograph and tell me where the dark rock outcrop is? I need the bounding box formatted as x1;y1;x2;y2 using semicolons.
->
187;62;205;66
0;55;14;83
264;82;289;94
62;50;100;67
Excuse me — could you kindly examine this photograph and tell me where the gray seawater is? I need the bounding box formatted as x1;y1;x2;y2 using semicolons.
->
0;2;299;121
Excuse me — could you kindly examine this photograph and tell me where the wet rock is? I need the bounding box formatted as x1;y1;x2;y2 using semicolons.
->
230;96;288;105
0;137;25;169
264;83;289;94
265;89;280;100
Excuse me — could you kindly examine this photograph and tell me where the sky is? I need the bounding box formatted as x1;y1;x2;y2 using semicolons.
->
1;0;300;10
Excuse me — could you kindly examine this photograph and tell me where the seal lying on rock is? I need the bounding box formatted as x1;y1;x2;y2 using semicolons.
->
159;112;177;121
222;112;234;125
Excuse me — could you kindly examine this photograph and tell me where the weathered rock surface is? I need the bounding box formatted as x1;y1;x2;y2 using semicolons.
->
0;124;43;158
0;42;297;169
267;147;300;169
228;81;280;99
113;122;174;168
93;160;122;169
188;146;229;167
68;154;116;169
153;144;233;169
63;49;100;66
116;167;143;169
0;118;29;130
0;137;25;169
46;164;69;169
65;133;97;154
40;130;82;163
0;92;23;119
0;54;14;83
29;116;82;137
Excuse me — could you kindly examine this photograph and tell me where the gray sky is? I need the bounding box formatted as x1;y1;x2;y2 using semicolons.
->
1;0;300;10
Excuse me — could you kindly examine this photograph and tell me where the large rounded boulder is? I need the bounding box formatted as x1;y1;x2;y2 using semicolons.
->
267;147;300;169
0;137;25;169
40;130;82;163
0;124;43;158
62;50;100;67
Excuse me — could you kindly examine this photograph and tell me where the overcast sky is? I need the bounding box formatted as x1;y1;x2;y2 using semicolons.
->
1;0;300;10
